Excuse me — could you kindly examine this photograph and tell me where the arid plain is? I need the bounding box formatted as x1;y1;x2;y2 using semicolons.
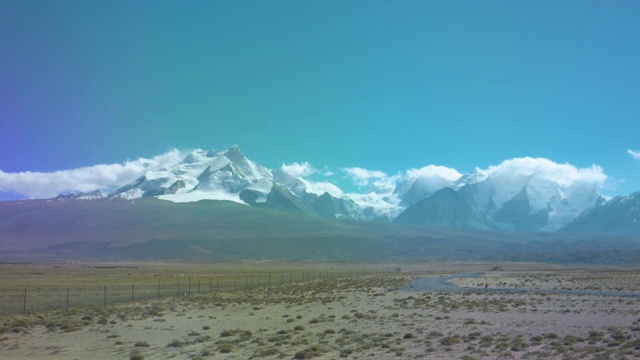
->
1;261;640;359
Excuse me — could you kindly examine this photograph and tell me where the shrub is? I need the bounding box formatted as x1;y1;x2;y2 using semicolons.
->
196;335;211;343
294;345;325;359
129;351;144;360
218;343;232;353
440;336;460;346
167;339;184;348
254;347;280;357
294;351;314;359
479;335;493;347
220;329;235;337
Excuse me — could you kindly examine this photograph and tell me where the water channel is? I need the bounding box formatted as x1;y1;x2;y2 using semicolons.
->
404;272;640;298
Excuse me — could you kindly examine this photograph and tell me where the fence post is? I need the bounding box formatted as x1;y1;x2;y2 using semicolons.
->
234;277;237;292
158;280;161;299
188;276;191;297
104;285;107;307
131;284;134;302
177;280;180;297
216;278;219;293
198;279;200;295
209;278;212;294
268;273;271;289
23;288;27;316
66;288;70;312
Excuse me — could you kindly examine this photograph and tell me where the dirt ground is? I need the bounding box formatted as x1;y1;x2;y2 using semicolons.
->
2;261;640;359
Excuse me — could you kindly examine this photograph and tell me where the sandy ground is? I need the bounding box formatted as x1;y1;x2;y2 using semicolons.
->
2;270;640;359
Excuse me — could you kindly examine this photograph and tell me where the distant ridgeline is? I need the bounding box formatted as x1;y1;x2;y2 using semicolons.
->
54;146;639;236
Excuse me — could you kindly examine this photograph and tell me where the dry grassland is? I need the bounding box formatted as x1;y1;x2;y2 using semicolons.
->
1;262;640;359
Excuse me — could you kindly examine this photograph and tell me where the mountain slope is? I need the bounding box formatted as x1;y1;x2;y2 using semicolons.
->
1;198;640;264
492;188;549;231
397;171;605;231
37;147;619;232
562;192;640;237
105;146;399;221
113;145;274;205
394;187;492;229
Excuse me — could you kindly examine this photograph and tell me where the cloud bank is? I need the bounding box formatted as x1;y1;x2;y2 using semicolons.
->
341;167;388;187
340;157;607;200
277;162;342;197
311;182;344;197
342;164;462;195
280;162;316;177
0;150;183;199
628;149;640;160
475;157;607;187
0;150;611;201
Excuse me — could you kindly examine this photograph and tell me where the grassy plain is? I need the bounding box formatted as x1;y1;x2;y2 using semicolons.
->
1;261;640;359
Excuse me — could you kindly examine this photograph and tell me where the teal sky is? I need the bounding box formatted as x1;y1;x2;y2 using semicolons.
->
1;1;639;199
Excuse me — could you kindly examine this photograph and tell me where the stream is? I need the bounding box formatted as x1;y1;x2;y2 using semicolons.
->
404;272;640;298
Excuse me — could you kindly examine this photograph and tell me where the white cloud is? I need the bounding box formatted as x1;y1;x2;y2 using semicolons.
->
368;174;402;194
475;157;607;187
405;165;462;183
628;149;640;160
311;181;344;197
392;165;461;196
342;167;388;187
342;165;461;195
0;149;183;199
280;162;316;177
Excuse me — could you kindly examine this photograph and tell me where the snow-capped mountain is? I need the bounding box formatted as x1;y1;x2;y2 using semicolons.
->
59;146;614;231
107;145;397;221
113;146;273;204
396;166;606;231
562;192;640;236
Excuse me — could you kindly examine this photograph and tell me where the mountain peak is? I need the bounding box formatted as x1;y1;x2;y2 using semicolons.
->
224;145;244;158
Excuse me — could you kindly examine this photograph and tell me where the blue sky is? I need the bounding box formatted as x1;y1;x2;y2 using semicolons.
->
1;0;639;199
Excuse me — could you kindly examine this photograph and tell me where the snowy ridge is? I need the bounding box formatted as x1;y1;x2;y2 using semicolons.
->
80;146;610;230
114;146;274;205
401;159;607;231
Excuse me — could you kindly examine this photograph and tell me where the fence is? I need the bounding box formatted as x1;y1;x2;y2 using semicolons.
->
0;267;401;316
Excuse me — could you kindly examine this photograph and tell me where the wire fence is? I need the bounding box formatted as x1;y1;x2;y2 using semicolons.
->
0;267;401;316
